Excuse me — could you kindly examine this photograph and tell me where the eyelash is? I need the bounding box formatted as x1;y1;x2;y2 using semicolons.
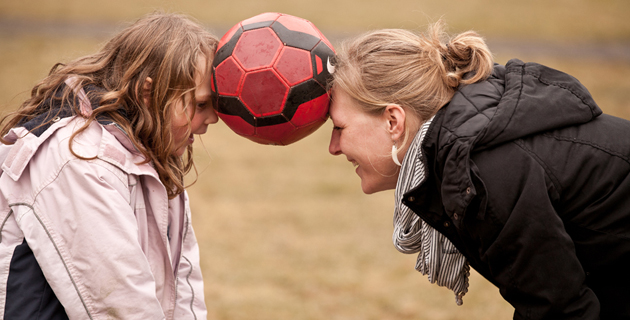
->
333;126;343;131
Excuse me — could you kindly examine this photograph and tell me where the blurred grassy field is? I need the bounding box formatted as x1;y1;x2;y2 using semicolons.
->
1;1;629;319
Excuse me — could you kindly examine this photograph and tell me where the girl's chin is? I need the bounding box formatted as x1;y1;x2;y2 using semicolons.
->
173;146;187;157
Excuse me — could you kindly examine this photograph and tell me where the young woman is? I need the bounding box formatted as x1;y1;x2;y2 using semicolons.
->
0;13;218;319
328;22;630;319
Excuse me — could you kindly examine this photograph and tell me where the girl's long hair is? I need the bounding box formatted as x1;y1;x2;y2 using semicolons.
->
0;12;219;198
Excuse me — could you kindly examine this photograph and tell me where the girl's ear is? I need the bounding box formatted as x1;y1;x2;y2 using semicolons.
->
384;104;406;141
142;77;153;107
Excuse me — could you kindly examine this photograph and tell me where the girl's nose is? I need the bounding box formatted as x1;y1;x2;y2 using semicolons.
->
205;108;219;125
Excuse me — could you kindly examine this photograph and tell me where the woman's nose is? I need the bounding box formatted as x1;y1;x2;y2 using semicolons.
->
329;131;342;156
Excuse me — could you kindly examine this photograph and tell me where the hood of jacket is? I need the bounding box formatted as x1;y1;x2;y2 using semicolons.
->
1;83;145;182
407;58;602;223
19;83;129;136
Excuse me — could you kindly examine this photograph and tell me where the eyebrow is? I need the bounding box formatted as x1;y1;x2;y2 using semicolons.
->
196;92;211;101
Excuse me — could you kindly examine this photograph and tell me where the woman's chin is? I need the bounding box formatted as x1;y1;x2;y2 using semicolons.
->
360;181;380;194
361;177;398;194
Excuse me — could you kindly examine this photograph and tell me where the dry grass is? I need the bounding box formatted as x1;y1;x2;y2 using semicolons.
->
0;1;629;318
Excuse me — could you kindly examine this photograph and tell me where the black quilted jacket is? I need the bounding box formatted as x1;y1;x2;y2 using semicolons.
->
403;59;630;319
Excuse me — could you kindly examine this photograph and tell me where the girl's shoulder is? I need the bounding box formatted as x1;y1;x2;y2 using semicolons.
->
1;116;153;185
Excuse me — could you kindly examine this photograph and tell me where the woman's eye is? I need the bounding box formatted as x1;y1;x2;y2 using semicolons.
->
333;126;343;131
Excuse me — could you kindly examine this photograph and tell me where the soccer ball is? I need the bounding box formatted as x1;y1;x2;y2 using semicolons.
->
211;12;336;145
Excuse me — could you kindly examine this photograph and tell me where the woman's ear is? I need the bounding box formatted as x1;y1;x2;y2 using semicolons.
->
384;104;406;141
142;77;153;107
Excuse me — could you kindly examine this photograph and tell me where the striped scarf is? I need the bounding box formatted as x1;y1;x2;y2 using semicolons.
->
392;117;470;305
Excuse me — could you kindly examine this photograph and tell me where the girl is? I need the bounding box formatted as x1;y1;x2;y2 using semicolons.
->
0;12;218;319
328;22;630;319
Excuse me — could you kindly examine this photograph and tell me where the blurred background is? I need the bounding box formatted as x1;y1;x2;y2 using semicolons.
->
1;1;629;319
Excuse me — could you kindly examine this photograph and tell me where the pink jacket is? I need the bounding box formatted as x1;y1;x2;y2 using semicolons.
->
0;100;207;319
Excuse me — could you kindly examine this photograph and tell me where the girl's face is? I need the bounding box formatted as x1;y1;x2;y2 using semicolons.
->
328;88;400;194
171;55;219;156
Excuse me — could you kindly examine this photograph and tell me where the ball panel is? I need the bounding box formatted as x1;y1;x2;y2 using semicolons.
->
217;96;255;126
240;69;289;116
254;121;297;145
315;55;323;75
215;57;244;96
270;21;320;51
217;23;242;54
256;114;291;127
311;41;336;87
283;79;327;120
245;133;287;146
274;47;312;86
242;21;275;32
213;27;243;68
218;113;256;137
289;93;329;126
279;117;328;145
210;71;216;93
240;12;280;29
234;28;282;70
314;28;335;54
275;15;320;38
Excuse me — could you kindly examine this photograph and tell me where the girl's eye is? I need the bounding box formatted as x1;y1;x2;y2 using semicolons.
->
196;102;208;109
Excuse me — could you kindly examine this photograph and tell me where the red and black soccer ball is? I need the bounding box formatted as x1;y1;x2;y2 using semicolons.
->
211;12;336;145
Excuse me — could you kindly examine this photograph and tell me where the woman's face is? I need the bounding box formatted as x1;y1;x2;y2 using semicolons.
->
328;88;400;194
171;55;219;156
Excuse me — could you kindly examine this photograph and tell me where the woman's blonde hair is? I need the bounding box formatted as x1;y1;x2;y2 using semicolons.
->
0;12;219;198
331;20;493;122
